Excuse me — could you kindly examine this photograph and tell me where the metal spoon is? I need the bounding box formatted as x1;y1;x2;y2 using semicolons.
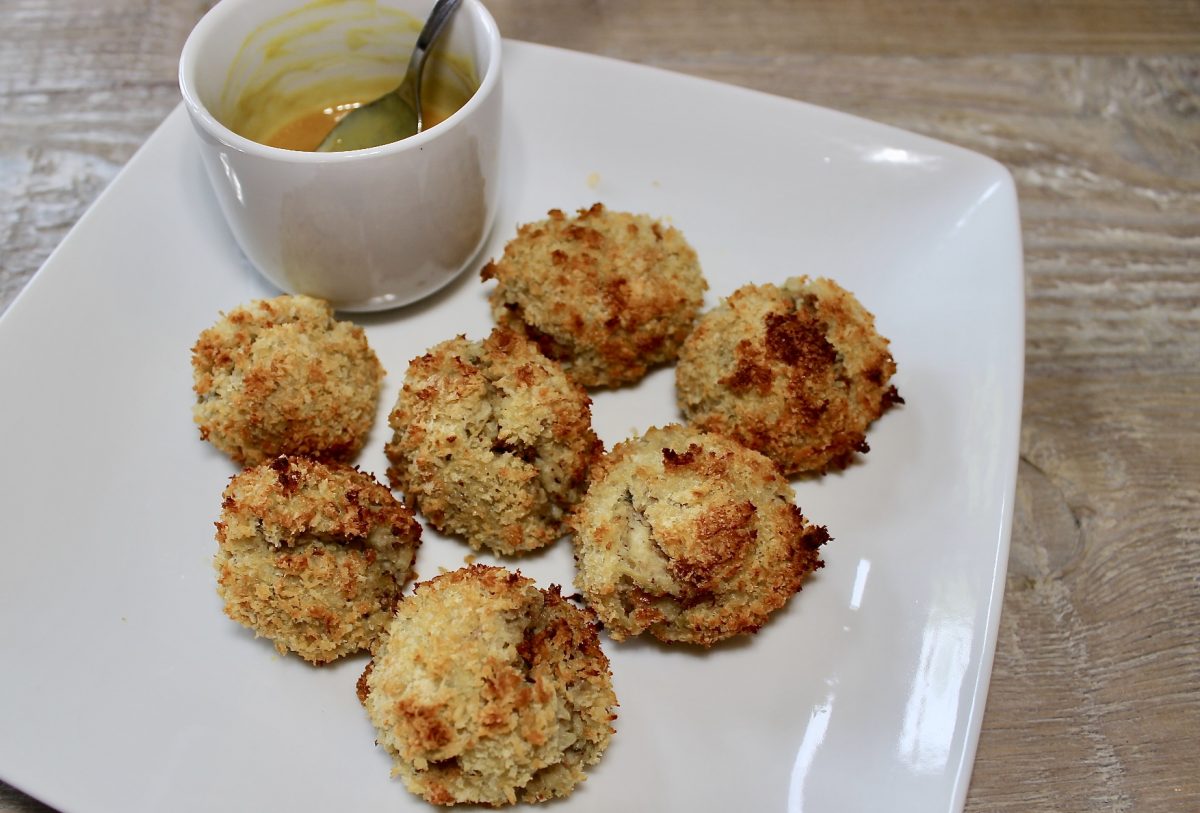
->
316;0;462;152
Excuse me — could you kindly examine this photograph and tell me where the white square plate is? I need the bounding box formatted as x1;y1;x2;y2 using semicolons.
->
0;41;1023;813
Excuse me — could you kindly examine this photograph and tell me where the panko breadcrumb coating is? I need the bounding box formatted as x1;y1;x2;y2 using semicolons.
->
214;455;421;664
385;327;603;556
676;276;902;476
570;424;829;647
481;203;707;388
192;295;383;466
360;565;617;806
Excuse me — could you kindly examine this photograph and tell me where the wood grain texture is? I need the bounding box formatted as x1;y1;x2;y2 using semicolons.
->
1;1;1197;811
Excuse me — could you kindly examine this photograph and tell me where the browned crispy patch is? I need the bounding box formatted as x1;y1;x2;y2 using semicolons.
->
764;309;838;371
721;346;775;395
617;585;669;634
356;660;374;705
667;501;757;590
397;699;456;752
662;443;701;468
800;520;831;552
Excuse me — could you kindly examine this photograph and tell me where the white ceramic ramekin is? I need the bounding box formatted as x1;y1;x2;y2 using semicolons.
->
179;0;502;311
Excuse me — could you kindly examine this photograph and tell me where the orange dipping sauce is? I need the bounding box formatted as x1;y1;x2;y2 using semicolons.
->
263;94;460;152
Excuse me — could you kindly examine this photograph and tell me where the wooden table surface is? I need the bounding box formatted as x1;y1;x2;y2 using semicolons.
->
2;1;1197;810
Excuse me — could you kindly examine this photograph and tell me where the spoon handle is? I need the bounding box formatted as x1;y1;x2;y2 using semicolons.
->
407;0;464;133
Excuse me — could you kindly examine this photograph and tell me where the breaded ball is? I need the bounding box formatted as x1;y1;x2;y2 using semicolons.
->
214;455;421;664
676;276;902;476
570;424;829;646
481;203;707;388
385;327;603;556
192;295;384;466
360;565;617;806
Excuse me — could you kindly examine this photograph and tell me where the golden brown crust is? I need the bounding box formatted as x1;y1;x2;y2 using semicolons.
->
385;327;603;555
362;565;617;806
569;424;828;646
676;277;901;475
481;203;707;388
214;455;421;664
191;295;384;466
